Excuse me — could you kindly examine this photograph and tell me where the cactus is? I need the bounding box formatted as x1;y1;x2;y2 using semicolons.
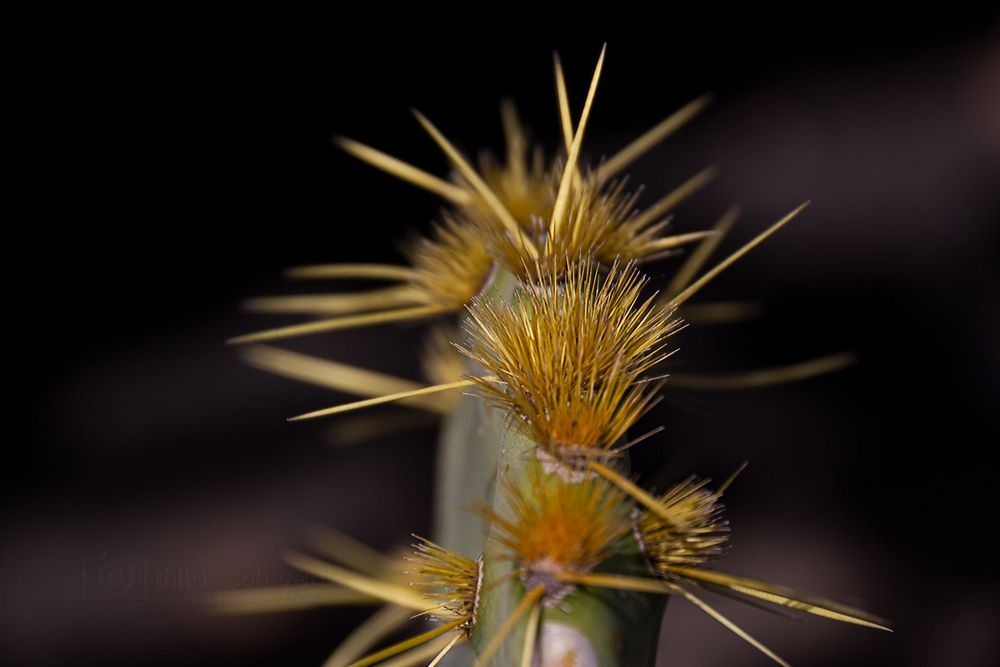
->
218;45;888;666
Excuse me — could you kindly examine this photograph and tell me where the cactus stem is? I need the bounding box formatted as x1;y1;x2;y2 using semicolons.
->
474;586;545;667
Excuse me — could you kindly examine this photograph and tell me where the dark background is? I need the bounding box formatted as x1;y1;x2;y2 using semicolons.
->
4;9;999;666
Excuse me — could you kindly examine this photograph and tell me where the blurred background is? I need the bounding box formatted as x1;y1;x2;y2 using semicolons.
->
3;9;999;666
